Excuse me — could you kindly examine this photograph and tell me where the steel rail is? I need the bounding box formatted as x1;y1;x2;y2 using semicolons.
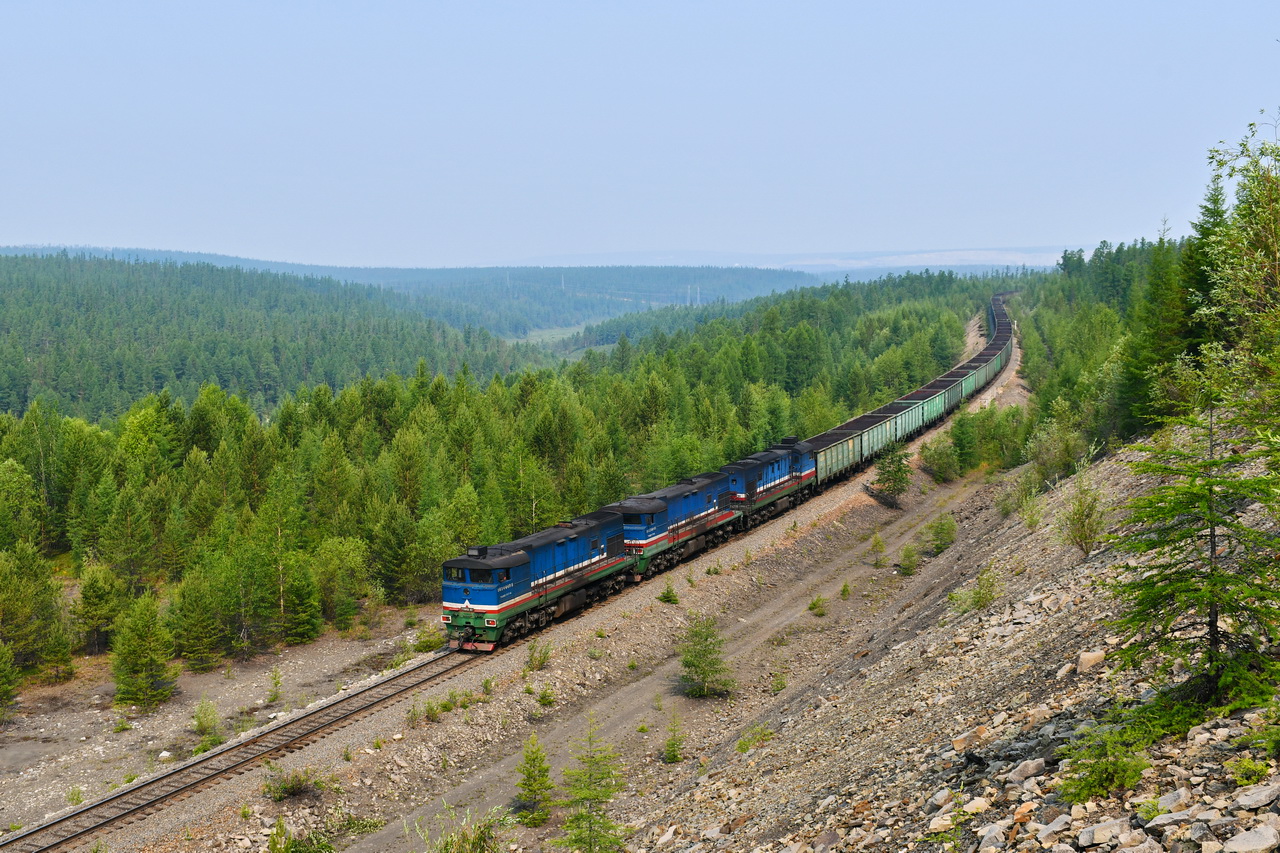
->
0;649;475;853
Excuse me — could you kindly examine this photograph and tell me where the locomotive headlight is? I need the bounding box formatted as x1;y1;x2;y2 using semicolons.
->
440;615;452;623
485;619;497;627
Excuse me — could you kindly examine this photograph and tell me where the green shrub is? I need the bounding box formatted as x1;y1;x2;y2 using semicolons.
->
657;581;679;604
525;641;552;672
192;695;225;755
413;627;446;654
1136;798;1166;822
1227;755;1271;786
925;513;957;554
807;596;827;618
1059;726;1150;803
899;544;919;575
735;723;774;753
536;685;554;707
948;563;1001;614
662;717;685;764
261;761;337;802
839;582;851;600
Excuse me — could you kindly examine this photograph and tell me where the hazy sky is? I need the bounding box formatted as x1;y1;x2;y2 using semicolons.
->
2;1;1277;267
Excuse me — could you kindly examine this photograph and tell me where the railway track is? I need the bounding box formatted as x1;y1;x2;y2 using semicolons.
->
0;649;478;853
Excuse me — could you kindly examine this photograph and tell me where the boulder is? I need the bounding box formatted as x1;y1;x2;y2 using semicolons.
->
1037;814;1072;843
1079;817;1130;847
1224;826;1280;853
1078;650;1107;672
1008;758;1046;784
1237;784;1280;811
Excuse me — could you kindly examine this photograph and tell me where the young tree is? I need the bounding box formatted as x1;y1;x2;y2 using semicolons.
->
1112;395;1280;704
555;715;626;853
111;592;180;710
169;568;228;672
280;555;323;645
676;612;735;698
869;441;910;508
514;732;554;827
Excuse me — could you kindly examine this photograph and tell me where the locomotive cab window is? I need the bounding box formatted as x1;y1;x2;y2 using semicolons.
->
623;514;642;525
469;568;493;584
445;567;465;582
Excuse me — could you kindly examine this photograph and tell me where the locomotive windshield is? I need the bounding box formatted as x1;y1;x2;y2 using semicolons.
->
623;514;642;525
445;566;465;582
469;568;493;583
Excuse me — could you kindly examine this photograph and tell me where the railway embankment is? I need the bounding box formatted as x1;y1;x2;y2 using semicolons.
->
616;443;1280;853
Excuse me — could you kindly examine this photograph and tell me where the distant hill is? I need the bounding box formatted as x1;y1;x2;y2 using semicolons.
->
0;246;821;338
0;253;553;418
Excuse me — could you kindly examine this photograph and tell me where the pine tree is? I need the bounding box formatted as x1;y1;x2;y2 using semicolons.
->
0;543;62;669
111;592;179;710
1112;391;1280;704
74;562;127;655
676;612;735;698
280;555;323;645
514;732;554;827
41;615;75;683
869;441;910;508
0;458;41;550
311;537;369;629
0;640;19;721
554;715;626;853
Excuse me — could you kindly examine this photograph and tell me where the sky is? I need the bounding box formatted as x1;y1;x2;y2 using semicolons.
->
2;1;1277;268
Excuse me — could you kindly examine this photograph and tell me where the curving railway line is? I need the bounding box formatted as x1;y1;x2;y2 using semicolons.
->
2;293;1018;851
0;650;477;853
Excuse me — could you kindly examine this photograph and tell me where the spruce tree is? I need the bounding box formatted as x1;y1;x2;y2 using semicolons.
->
169;568;227;672
676;612;735;698
111;592;179;710
554;715;626;853
0;640;19;721
514;732;554;827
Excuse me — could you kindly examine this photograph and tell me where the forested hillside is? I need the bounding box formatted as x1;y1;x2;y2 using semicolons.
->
0;270;1009;690
0;246;818;338
0;254;551;418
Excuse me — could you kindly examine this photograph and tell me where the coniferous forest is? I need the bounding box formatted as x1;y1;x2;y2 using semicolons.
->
0;120;1277;721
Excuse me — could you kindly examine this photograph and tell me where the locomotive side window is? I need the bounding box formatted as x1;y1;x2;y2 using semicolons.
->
590;538;599;552
446;567;465;582
646;514;655;525
469;568;493;584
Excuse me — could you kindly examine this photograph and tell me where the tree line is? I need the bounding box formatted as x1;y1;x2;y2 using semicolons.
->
0;253;552;419
0;272;999;708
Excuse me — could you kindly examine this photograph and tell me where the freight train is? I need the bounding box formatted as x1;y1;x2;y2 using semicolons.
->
441;294;1015;650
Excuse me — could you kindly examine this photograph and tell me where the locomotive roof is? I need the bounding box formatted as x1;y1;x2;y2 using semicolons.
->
444;509;622;568
721;437;813;473
604;471;726;515
606;496;667;515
